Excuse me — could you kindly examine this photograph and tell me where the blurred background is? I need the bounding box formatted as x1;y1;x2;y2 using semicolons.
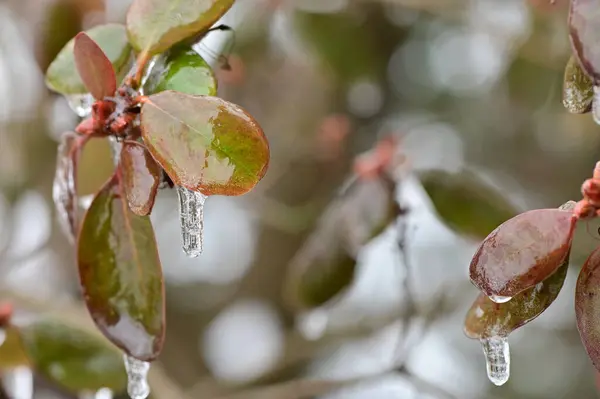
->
2;0;600;398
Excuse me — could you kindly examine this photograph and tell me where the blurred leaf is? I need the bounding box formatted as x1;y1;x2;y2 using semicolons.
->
569;0;600;81
576;245;600;372
285;177;399;310
73;33;117;100
141;91;270;196
46;24;131;96
0;327;29;369
126;0;235;56
38;1;82;71
470;209;576;298
419;170;519;240
144;46;217;96
19;320;127;394
465;252;569;339
563;55;594;114
78;176;165;361
120;141;161;216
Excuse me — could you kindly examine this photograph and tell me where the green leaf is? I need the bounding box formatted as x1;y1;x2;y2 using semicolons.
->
78;175;165;361
144;46;217;96
141;91;269;196
126;0;235;56
563;55;594;114
19;320;127;393
465;252;569;339
419;169;519;240
73;32;117;100
576;246;600;372
46;24;132;96
121;141;161;216
0;326;29;369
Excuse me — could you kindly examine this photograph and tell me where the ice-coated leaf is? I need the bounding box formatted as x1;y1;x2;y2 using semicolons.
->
569;0;600;81
285;177;399;310
465;253;569;339
141;91;270;196
126;0;235;56
46;24;131;96
575;246;600;371
419;169;518;240
73;32;117;100
563;55;594;113
144;46;217;96
120;142;161;216
19;320;127;393
470;208;576;298
0;326;29;369
78;175;165;361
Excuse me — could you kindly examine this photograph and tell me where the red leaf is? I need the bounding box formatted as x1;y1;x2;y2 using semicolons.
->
73;32;117;100
120;141;161;216
576;246;600;372
469;208;576;298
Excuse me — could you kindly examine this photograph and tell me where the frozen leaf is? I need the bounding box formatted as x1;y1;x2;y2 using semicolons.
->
563;55;594;113
46;24;131;96
465;253;569;339
419;170;518;240
470;209;576;298
120;142;161;216
144;46;217;96
575;246;600;372
126;0;235;56
78;176;165;361
19;320;127;394
73;33;117;100
141;91;269;196
569;0;600;81
0;327;29;369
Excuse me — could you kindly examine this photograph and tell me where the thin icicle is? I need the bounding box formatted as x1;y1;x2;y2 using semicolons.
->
480;336;510;386
177;186;207;257
53;132;80;243
124;356;150;399
66;93;94;118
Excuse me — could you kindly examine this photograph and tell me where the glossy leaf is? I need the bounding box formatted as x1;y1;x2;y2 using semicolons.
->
465;252;569;339
470;208;576;298
576;246;600;372
121;142;161;216
144;46;217;96
126;0;235;56
419;170;518;240
569;0;600;81
78;176;165;361
0;326;29;369
73;32;117;100
19;320;127;393
46;24;131;95
141;91;270;196
563;55;594;113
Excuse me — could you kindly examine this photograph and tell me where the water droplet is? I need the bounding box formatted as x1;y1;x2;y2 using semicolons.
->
489;295;512;304
480;336;510;386
593;86;600;125
124;355;150;399
177;186;207;258
66;93;94;118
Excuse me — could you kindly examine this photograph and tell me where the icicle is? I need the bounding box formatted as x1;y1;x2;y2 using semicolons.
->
124;356;150;399
480;336;510;386
1;366;33;399
66;93;94;118
177;186;207;257
488;295;511;304
79;388;113;399
593;86;600;125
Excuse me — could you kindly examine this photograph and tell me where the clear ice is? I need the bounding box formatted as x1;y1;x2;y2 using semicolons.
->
108;137;123;166
66;93;94;118
480;336;510;386
52;132;78;243
489;295;512;304
177;186;207;257
124;355;150;399
594;86;600;126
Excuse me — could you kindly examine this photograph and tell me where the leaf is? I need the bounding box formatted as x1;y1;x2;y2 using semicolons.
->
126;0;236;56
141;91;269;196
19;320;127;393
46;24;132;96
575;246;600;372
121;141;161;216
0;326;29;369
144;46;217;96
73;32;117;100
569;0;600;81
285;177;399;310
52;132;89;242
77;175;165;361
465;252;570;339
419;169;519;240
469;208;576;299
563;55;594;114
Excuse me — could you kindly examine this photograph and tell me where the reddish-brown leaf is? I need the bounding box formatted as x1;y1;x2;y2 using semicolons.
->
576;246;600;371
469;208;576;298
120;141;161;216
73;32;117;100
